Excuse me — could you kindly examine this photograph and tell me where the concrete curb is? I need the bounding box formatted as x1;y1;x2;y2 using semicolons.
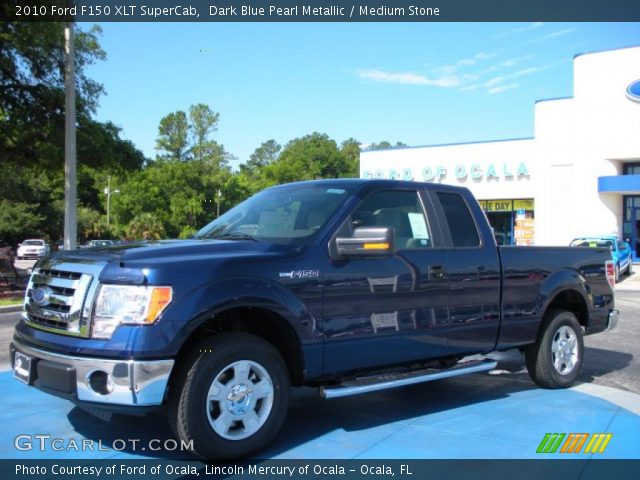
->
571;383;640;415
0;304;22;314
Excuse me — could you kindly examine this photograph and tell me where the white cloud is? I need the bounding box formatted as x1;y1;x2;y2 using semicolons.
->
357;69;460;88
499;55;534;68
357;51;559;96
489;83;518;94
526;28;576;44
492;22;544;39
456;51;496;67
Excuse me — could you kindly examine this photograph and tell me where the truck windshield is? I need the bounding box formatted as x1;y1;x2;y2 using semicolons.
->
195;184;354;245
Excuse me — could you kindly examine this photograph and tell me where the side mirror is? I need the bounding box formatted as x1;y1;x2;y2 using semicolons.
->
336;227;394;258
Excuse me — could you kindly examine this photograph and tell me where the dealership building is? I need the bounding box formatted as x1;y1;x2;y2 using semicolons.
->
360;46;640;260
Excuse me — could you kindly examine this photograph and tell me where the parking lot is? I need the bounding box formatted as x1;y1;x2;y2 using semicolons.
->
0;286;638;461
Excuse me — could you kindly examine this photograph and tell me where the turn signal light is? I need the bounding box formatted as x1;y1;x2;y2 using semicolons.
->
147;287;173;323
363;243;390;250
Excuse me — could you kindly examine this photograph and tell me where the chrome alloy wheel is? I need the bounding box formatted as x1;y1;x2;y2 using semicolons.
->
205;360;274;440
551;325;579;375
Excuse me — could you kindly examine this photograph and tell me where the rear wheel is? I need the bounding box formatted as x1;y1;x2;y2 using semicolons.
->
169;332;290;459
525;310;584;389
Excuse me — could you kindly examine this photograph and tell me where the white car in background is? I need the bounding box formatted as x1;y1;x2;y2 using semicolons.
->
16;239;50;259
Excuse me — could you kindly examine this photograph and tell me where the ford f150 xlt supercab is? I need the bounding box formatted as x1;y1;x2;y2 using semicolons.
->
11;179;618;458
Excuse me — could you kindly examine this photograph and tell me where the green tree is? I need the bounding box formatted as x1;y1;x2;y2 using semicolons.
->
127;213;166;240
340;138;361;176
245;139;281;171
0;19;146;244
0;200;45;245
0;20;106;169
263;132;354;184
368;141;407;150
189;103;220;162
156;111;189;160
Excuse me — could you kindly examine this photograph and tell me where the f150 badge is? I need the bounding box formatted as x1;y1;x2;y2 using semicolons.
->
279;270;319;279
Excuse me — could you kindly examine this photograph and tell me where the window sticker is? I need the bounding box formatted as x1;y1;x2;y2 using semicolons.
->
408;212;429;239
326;188;346;194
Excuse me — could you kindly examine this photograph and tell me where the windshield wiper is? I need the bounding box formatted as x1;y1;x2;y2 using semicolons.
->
210;233;259;242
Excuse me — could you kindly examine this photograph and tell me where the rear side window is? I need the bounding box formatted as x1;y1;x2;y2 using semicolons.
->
437;192;480;247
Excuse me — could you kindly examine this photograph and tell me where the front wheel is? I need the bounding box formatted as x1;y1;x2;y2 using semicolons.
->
525;310;584;389
169;332;290;459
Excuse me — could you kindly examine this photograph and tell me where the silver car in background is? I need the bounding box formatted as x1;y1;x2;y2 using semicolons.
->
16;239;50;259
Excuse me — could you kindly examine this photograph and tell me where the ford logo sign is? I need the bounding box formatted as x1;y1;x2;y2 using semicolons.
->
32;286;52;306
626;79;640;103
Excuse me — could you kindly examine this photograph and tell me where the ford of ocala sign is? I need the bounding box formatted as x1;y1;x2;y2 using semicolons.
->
626;79;640;102
362;162;529;183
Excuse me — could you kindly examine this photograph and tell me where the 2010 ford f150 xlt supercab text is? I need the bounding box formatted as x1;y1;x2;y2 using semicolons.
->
11;179;619;458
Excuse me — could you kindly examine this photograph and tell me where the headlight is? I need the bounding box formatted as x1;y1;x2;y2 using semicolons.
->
91;285;173;339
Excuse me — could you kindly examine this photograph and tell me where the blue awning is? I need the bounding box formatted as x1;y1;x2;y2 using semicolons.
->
598;175;640;193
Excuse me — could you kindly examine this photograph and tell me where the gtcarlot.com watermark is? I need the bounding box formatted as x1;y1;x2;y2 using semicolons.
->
14;434;193;452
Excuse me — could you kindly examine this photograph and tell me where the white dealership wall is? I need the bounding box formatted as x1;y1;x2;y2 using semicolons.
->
360;46;640;246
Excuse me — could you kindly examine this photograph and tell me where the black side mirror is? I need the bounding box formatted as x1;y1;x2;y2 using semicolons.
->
336;227;394;258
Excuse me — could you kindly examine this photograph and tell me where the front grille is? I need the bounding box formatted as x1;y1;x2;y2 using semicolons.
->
38;269;82;280
24;265;96;337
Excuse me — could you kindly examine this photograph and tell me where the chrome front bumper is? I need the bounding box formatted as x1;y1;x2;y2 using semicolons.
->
12;340;174;406
606;309;619;331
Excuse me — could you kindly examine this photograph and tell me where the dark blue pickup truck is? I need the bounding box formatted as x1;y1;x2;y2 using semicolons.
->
11;179;618;458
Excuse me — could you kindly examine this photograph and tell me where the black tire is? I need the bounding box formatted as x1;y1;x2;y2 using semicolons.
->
525;310;584;389
169;332;290;459
627;261;633;276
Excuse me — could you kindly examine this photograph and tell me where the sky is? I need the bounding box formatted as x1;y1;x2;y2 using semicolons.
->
86;22;640;167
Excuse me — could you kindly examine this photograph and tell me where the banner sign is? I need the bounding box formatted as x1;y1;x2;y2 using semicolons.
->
4;0;640;22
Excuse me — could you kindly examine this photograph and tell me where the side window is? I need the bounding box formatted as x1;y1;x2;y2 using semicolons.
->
437;192;480;247
350;190;432;249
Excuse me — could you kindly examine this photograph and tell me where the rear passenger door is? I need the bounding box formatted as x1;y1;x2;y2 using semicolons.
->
322;188;451;375
428;190;502;354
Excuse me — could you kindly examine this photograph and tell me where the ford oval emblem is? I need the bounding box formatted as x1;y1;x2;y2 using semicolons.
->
32;286;52;306
626;79;640;102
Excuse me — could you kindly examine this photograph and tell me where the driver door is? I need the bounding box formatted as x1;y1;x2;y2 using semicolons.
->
321;188;450;375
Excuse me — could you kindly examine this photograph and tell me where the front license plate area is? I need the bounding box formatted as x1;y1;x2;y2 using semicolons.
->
13;351;33;385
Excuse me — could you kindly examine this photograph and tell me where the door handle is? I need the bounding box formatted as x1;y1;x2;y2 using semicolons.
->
428;265;446;279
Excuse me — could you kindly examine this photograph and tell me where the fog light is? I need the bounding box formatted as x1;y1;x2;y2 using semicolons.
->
88;370;113;395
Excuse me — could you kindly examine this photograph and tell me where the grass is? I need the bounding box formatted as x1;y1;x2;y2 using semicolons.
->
0;297;23;306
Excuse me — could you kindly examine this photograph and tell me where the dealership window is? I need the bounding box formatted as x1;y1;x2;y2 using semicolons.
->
478;199;535;246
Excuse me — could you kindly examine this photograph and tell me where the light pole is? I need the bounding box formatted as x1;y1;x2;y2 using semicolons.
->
216;189;222;218
63;22;77;250
104;176;120;229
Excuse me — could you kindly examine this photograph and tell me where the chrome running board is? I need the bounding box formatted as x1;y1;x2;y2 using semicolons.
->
319;359;497;399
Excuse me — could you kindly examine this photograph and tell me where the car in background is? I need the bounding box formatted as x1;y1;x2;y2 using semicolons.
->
570;235;633;282
80;239;114;249
16;239;50;260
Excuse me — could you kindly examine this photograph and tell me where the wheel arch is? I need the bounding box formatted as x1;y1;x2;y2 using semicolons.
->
541;288;589;333
172;305;307;387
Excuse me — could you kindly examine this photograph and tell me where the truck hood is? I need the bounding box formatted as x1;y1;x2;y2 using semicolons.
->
49;239;291;264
